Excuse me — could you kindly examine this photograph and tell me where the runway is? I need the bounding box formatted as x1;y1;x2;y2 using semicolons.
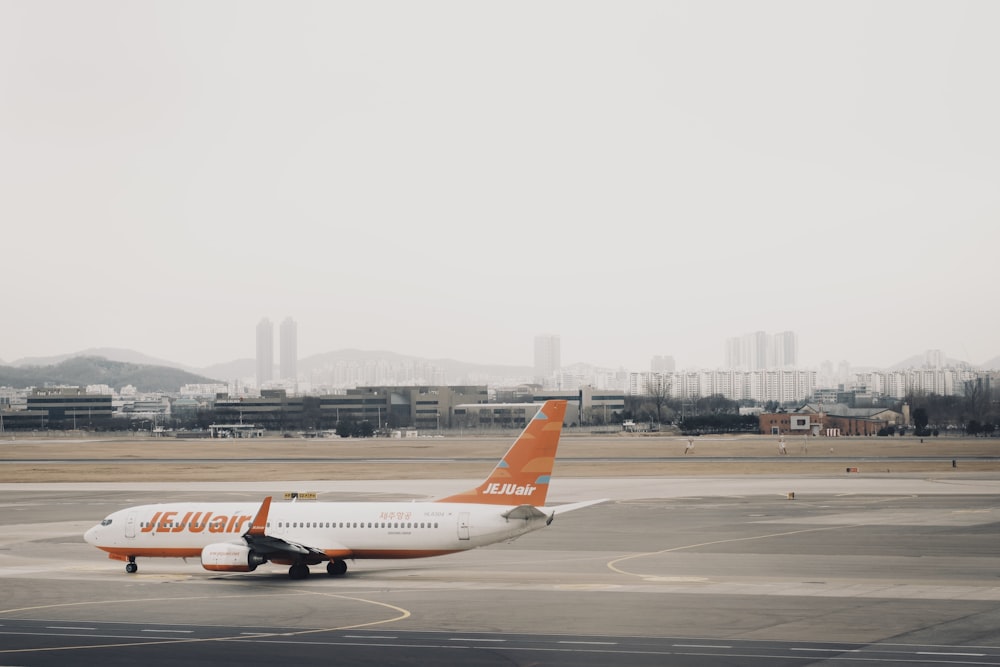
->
3;476;1000;665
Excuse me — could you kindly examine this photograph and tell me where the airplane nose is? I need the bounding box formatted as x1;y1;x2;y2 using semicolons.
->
83;525;99;545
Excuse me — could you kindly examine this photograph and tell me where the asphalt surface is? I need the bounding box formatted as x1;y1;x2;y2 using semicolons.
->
3;475;1000;666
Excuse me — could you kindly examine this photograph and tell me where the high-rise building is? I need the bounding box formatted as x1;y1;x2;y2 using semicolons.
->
725;331;798;370
533;334;561;386
772;331;798;368
256;318;274;387
280;317;298;380
651;355;676;373
925;349;944;368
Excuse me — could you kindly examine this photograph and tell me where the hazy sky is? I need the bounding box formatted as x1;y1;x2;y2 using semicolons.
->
2;1;998;371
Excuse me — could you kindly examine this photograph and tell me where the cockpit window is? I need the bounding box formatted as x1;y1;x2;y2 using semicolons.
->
101;519;113;526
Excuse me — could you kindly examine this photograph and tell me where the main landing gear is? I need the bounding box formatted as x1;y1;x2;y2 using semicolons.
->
287;559;348;579
288;562;310;580
125;557;138;574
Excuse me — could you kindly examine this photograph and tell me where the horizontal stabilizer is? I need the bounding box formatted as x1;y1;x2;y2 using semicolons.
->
539;498;609;515
502;505;548;521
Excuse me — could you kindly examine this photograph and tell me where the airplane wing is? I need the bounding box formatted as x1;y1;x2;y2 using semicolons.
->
243;533;328;558
241;496;349;561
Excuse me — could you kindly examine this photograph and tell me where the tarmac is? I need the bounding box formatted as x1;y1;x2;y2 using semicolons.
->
2;434;1000;665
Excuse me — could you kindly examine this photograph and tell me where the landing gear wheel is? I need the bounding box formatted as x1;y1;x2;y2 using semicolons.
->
326;560;348;576
125;560;138;574
288;563;310;580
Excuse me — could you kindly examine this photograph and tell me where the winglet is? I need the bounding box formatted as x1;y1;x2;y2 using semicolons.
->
436;400;567;506
246;496;272;537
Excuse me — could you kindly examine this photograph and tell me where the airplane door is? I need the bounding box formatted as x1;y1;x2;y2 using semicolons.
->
457;512;470;540
125;512;136;539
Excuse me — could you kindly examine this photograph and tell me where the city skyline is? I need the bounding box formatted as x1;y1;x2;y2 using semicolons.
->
4;3;999;372
1;331;989;376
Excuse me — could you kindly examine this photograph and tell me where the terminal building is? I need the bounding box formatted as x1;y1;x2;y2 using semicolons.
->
208;386;625;432
1;388;114;430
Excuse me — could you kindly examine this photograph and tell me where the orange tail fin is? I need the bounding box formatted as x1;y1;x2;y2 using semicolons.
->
436;400;567;506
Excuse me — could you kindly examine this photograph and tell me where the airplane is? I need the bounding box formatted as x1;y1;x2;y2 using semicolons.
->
84;400;605;579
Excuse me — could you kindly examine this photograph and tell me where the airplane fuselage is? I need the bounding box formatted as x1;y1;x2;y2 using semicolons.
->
84;500;546;562
83;400;602;579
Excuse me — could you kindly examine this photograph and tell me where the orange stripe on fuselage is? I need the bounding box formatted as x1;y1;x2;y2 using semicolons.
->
102;546;463;563
102;547;203;559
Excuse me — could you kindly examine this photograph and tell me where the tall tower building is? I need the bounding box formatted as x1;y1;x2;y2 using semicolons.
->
280;317;298;381
533;334;561;386
747;331;769;370
256;318;274;388
726;331;798;370
724;336;742;369
725;331;767;370
772;331;798;368
651;355;676;373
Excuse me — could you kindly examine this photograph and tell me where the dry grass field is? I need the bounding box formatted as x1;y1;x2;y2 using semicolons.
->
2;431;998;482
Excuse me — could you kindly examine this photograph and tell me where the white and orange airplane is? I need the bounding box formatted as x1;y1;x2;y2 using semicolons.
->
85;400;604;579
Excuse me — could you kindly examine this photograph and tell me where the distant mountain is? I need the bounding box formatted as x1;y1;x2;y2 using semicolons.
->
0;356;220;392
10;348;196;371
889;353;968;370
200;358;255;380
981;356;1000;371
299;349;533;382
194;350;533;383
2;348;534;388
7;347;997;385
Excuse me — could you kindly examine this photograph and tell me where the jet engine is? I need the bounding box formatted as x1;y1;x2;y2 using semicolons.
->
200;542;268;572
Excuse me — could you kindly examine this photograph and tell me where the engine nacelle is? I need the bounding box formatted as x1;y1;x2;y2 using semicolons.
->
201;542;267;572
